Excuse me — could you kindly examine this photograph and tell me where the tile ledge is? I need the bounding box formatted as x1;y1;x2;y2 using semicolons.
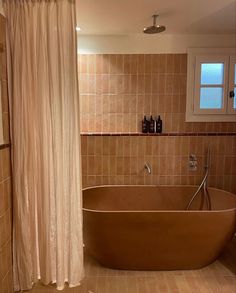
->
80;132;236;137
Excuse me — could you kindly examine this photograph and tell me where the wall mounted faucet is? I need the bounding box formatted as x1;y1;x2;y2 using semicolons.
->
144;162;151;174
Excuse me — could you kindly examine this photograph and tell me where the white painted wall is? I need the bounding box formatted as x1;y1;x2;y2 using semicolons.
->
78;34;236;54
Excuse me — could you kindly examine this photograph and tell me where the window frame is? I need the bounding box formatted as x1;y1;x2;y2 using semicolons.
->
228;55;236;114
186;47;236;122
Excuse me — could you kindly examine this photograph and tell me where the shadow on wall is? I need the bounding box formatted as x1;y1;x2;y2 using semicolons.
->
187;1;236;34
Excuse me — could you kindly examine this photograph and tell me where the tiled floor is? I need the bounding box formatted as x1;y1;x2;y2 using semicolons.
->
30;237;236;293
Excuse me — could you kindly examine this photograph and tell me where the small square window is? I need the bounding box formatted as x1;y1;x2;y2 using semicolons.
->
186;48;236;122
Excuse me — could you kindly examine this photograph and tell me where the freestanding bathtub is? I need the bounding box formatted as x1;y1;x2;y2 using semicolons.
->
83;186;236;270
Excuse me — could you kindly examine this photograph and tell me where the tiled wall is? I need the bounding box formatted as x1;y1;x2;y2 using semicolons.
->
79;53;236;193
78;54;236;133
0;148;12;293
0;14;13;293
81;135;236;193
0;16;10;144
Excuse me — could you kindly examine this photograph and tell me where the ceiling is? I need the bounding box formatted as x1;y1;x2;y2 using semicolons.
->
76;0;236;35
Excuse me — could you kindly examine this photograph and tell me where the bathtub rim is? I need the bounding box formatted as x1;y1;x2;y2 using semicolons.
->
82;184;236;213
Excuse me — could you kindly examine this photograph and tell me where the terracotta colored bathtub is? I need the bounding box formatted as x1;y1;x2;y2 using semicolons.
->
83;186;236;270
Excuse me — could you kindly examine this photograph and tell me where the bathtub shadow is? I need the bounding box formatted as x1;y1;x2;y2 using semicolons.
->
217;236;236;275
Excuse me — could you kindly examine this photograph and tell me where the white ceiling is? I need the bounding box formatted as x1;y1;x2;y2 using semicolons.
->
76;0;236;35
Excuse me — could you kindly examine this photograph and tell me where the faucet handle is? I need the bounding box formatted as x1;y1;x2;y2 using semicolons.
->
144;162;151;174
189;154;197;161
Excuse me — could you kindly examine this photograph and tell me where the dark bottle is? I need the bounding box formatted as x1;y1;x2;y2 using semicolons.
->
156;115;162;133
149;116;155;133
142;116;149;133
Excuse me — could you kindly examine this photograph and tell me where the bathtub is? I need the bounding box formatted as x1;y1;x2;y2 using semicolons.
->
83;185;236;270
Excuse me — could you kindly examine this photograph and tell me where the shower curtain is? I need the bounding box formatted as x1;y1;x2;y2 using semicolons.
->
4;0;84;291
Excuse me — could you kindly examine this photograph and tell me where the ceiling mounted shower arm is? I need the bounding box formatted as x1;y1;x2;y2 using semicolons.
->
152;15;158;27
143;14;166;34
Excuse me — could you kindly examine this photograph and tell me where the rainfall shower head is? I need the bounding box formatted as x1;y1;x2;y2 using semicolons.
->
143;15;166;34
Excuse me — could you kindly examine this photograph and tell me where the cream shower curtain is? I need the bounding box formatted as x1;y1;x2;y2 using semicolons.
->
4;0;84;291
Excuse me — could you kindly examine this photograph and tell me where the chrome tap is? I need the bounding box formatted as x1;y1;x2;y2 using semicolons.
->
144;162;151;174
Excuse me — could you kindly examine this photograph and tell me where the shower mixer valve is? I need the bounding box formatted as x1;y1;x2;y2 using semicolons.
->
189;154;197;171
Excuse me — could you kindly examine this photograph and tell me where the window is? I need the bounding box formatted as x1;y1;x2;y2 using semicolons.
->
186;48;236;122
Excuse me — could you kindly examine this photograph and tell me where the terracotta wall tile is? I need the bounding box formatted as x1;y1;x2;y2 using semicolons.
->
159;54;167;73
0;50;7;80
1;80;8;114
0;15;13;293
79;53;236;195
79;53;236;134
82;136;236;194
0;149;12;293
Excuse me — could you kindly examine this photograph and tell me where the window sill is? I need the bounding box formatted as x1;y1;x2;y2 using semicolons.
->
186;113;236;122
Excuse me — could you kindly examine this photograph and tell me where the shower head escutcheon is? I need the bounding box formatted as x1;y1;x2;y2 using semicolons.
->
143;15;166;34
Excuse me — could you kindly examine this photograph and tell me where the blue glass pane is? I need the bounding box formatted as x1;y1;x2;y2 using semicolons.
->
201;63;224;85
200;87;223;109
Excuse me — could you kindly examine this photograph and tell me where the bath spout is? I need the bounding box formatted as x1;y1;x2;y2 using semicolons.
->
144;162;151;174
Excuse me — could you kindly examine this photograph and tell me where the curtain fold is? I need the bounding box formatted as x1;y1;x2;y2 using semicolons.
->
4;0;84;290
